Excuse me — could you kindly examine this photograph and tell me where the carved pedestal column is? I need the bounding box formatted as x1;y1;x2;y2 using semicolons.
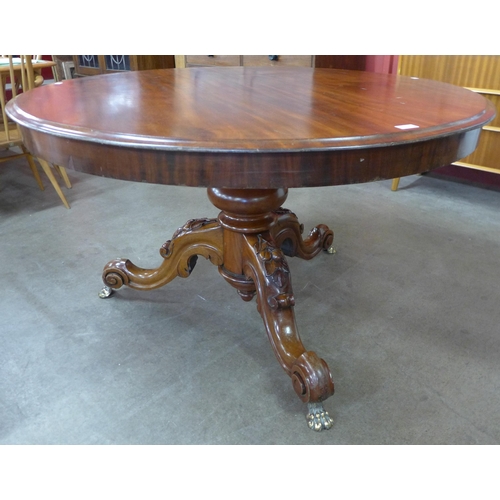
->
209;188;335;431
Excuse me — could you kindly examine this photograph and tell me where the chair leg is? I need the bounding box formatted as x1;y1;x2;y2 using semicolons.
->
391;178;400;191
20;146;45;191
37;157;71;209
53;164;72;188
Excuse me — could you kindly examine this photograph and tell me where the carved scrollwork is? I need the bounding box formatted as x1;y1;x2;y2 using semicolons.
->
290;351;335;403
102;259;131;289
254;235;294;310
271;209;333;259
268;293;295;309
101;218;223;293
160;241;173;259
274;207;294;217
160;218;218;258
311;224;334;252
273;208;304;234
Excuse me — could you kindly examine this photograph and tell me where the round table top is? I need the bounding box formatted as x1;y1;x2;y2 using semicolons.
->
7;67;496;188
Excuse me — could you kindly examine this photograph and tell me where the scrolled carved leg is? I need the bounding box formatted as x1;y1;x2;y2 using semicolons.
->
291;351;335;404
100;218;223;295
241;232;335;428
271;208;334;259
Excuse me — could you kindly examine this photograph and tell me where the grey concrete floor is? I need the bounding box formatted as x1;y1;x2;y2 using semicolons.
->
1;155;500;445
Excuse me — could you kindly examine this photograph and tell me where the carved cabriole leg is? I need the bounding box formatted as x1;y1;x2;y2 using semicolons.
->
208;187;335;431
270;208;334;259
101;218;223;294
241;232;334;431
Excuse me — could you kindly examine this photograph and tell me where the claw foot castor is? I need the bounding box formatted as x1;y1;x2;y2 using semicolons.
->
306;402;334;431
98;285;114;299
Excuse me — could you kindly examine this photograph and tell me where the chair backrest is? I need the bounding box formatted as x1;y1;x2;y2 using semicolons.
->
11;55;36;94
1;55;36;146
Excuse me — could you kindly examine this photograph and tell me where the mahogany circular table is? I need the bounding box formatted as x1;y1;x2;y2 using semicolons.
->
7;67;495;431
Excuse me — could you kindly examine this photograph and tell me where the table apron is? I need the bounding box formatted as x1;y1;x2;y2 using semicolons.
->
19;126;482;188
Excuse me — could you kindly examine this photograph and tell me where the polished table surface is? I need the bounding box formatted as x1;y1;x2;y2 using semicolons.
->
8;67;496;430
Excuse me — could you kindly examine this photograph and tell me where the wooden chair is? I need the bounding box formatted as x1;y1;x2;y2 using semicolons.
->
1;55;71;208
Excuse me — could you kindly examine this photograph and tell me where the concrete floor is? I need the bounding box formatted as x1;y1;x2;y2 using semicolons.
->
1;155;499;445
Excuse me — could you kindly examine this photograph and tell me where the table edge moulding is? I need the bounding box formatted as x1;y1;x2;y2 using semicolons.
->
7;67;495;431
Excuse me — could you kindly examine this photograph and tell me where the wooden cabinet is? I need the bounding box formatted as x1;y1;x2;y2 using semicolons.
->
73;55;175;77
242;55;314;67
184;55;242;67
176;55;367;70
398;55;500;175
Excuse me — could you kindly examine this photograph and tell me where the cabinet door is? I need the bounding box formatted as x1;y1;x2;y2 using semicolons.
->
314;55;367;70
73;55;130;75
73;55;102;76
102;55;132;73
133;56;175;71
